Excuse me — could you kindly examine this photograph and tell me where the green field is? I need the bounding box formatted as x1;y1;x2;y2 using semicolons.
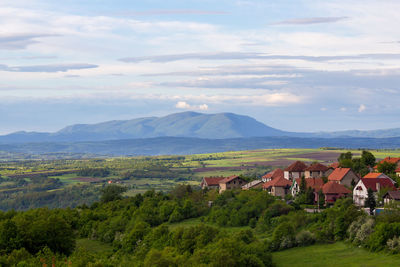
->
273;242;400;267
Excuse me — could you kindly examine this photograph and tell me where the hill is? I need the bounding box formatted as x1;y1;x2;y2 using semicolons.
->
0;112;288;143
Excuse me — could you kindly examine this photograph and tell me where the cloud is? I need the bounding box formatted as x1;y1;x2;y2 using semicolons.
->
175;101;209;110
272;16;349;25
0;33;58;50
340;107;347;112
121;52;400;64
0;63;98;73
117;9;228;16
358;104;366;112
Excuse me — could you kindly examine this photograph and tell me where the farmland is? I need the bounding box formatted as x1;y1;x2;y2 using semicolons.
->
0;148;399;210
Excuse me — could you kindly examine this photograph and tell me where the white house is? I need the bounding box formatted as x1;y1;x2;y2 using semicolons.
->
353;178;396;206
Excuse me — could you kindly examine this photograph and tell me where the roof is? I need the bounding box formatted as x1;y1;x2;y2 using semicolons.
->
384;191;400;200
363;172;387;179
294;178;324;191
263;177;292;189
284;161;308;172
328;168;351;181
262;168;284;180
396;168;400;173
322;181;351;194
242;180;263;189
305;163;329;172
202;177;225;186
375;157;400;169
219;175;241;184
329;162;340;169
360;178;396;192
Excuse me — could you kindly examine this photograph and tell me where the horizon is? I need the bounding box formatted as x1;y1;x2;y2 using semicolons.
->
1;0;400;134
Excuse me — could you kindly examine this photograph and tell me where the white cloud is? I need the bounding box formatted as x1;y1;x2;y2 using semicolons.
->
358;104;366;112
175;101;209;110
340;107;347;112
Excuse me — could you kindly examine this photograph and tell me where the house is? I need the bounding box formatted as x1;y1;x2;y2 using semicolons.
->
321;181;352;204
219;175;246;193
363;172;395;184
242;180;263;190
383;191;400;205
262;168;284;182
353;178;396;206
328;167;360;187
374;157;400;170
325;162;340;177
291;177;324;196
200;177;225;190
304;163;329;178
263;177;292;198
284;161;308;180
396;168;400;177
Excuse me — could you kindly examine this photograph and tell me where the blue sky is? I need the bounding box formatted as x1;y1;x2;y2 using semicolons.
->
1;0;400;134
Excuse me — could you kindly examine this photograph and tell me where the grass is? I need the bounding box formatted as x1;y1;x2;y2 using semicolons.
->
273;242;400;267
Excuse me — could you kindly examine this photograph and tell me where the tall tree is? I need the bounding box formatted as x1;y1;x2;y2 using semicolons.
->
361;150;376;167
365;188;376;215
377;161;397;174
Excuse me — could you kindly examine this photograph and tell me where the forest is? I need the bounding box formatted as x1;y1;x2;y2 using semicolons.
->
1;185;400;266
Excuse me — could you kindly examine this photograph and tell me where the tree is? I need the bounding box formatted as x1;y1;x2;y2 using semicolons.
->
361;150;376;167
338;152;352;161
365;188;376;215
299;176;306;194
377;161;397;175
100;185;127;203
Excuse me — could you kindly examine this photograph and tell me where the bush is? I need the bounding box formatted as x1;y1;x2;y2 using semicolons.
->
296;230;315;246
271;222;295;251
387;236;400;254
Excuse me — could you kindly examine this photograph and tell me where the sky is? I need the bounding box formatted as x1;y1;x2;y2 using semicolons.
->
1;0;400;134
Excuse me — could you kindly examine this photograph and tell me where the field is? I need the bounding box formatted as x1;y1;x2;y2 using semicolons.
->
273;242;400;267
1;148;400;210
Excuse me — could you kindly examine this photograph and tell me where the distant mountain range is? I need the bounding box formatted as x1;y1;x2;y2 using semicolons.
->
2;111;400;144
1;111;400;157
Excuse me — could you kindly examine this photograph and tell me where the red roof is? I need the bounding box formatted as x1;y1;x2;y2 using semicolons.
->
263;177;291;189
322;181;351;194
329;162;340;169
284;161;308;172
328;168;351;181
202;177;225;186
295;178;324;191
262;168;284;180
396;168;400;173
305;163;329;172
363;172;386;179
360;178;396;192
219;175;240;184
375;157;400;169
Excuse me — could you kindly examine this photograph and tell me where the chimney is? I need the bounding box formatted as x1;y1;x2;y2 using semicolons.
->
376;182;380;192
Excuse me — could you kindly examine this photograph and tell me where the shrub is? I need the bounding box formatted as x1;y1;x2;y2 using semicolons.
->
296;230;315;246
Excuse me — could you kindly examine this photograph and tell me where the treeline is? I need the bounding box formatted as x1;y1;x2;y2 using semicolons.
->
2;186;400;265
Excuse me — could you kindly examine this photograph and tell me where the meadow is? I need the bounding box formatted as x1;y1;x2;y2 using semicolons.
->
273;242;400;267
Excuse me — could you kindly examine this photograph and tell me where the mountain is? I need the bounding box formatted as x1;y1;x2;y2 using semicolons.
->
0;112;288;143
1;111;400;145
1;136;400;156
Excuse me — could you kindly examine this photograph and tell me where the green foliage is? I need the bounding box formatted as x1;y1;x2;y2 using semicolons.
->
365;188;376;215
361;150;376;167
100;184;127;203
377;161;397;174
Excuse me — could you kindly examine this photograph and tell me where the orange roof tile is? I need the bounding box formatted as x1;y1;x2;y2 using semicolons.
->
329;162;340;169
361;178;396;192
219;175;240;184
363;173;385;179
295;177;324;191
322;181;351;194
328;168;351;181
263;177;291;189
262;168;284;180
305;163;329;172
284;161;308;172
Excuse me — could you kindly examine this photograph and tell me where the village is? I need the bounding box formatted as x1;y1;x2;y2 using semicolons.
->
200;154;400;213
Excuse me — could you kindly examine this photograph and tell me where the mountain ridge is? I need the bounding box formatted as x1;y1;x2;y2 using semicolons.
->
1;111;400;144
